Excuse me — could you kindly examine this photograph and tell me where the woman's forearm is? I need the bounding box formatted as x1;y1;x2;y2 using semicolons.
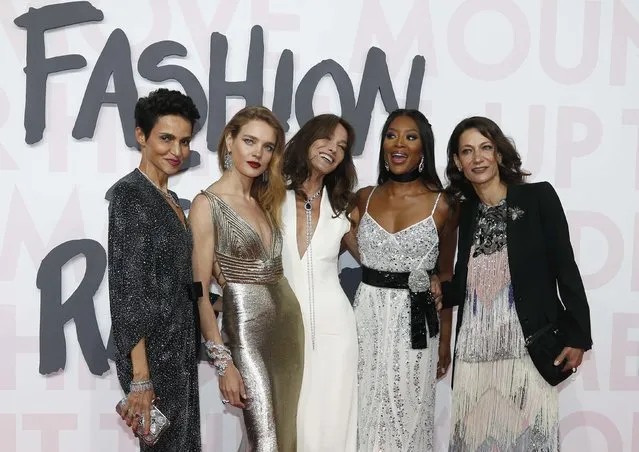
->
130;338;150;380
199;297;225;345
439;308;453;344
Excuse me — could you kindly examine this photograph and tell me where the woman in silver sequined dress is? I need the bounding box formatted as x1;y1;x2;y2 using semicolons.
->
350;110;457;451
442;117;592;451
108;89;202;451
190;106;304;452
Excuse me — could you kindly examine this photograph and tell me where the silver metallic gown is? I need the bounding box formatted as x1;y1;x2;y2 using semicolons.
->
201;191;304;452
108;169;201;451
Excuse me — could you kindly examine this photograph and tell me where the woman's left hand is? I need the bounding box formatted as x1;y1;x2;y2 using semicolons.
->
430;274;443;311
554;347;585;372
437;342;451;379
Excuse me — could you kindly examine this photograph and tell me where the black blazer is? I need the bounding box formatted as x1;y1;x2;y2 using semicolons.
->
442;181;593;355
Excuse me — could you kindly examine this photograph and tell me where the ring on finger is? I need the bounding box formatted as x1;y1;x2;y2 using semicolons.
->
221;399;230;404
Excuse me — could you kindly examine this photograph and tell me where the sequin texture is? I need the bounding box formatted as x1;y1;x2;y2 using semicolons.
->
354;188;440;451
108;169;201;451
201;191;304;452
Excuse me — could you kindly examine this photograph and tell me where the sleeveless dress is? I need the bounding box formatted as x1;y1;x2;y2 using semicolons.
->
354;187;441;452
449;200;559;451
280;190;358;452
201;191;304;452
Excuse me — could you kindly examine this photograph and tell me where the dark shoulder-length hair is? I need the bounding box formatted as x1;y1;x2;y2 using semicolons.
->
445;116;530;201
283;114;357;217
377;109;443;191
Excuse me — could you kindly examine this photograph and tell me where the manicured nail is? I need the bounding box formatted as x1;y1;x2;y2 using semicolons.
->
553;360;559;366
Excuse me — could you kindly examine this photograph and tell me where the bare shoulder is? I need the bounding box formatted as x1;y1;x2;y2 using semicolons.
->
435;190;451;210
355;185;375;203
188;192;214;229
432;191;460;232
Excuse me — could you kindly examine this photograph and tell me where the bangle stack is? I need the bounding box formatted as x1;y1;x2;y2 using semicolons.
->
204;340;232;376
129;379;153;393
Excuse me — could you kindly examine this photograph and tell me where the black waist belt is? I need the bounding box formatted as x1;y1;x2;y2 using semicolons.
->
361;266;439;349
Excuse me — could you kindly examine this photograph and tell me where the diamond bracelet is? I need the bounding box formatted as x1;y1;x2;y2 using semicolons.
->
129;379;154;393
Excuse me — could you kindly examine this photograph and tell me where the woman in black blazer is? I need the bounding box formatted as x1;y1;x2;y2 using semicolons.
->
439;116;592;452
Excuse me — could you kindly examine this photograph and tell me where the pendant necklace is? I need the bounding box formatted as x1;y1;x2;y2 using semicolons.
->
304;187;322;350
138;169;184;217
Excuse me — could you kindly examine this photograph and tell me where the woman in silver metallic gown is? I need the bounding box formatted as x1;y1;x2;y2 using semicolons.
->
108;89;201;451
190;106;304;452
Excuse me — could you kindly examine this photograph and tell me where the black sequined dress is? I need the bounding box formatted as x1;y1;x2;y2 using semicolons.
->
108;169;201;451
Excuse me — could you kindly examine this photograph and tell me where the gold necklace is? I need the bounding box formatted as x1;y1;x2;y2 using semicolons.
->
138;169;183;211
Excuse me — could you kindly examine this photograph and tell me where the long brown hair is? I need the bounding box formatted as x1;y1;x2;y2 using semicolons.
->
217;106;287;227
283;114;357;216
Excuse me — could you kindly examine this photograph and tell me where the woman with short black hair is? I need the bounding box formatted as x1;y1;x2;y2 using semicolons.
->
108;88;201;451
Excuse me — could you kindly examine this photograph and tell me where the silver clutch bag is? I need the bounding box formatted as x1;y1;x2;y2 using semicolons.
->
116;397;170;446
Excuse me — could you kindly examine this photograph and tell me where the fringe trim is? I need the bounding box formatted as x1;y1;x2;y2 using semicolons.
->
456;246;527;361
451;357;558;451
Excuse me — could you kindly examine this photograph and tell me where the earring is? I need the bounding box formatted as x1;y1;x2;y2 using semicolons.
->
418;156;424;173
262;170;269;183
384;161;389;171
457;166;462;172
223;152;232;170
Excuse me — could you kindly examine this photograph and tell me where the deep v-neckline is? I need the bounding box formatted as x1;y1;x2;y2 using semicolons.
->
294;190;323;260
207;191;275;257
136;169;188;231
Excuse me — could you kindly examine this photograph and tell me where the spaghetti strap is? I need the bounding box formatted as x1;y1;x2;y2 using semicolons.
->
364;186;377;213
430;192;442;216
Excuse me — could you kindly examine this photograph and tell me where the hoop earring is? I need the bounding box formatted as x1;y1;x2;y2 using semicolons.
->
418;156;424;173
223;152;232;170
384;161;389;171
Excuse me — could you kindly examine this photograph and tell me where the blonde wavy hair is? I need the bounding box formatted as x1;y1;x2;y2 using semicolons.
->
217;106;286;228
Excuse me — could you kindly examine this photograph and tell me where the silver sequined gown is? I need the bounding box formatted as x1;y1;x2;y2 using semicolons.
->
201;191;304;452
108;169;200;451
354;187;441;452
449;200;559;452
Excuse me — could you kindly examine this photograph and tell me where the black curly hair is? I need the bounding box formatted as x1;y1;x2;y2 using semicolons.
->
445;116;529;201
134;88;200;138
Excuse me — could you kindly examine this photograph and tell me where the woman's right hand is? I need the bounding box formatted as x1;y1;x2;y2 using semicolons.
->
219;362;247;409
120;388;155;435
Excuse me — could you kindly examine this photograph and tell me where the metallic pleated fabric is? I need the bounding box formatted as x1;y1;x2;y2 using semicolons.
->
202;191;304;452
108;169;201;451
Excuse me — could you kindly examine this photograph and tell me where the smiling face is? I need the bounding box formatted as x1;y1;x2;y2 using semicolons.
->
306;123;347;177
225;119;277;178
454;127;502;186
382;115;423;174
136;114;193;177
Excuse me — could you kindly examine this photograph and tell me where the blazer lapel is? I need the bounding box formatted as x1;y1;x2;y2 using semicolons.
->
460;198;479;260
506;185;527;305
